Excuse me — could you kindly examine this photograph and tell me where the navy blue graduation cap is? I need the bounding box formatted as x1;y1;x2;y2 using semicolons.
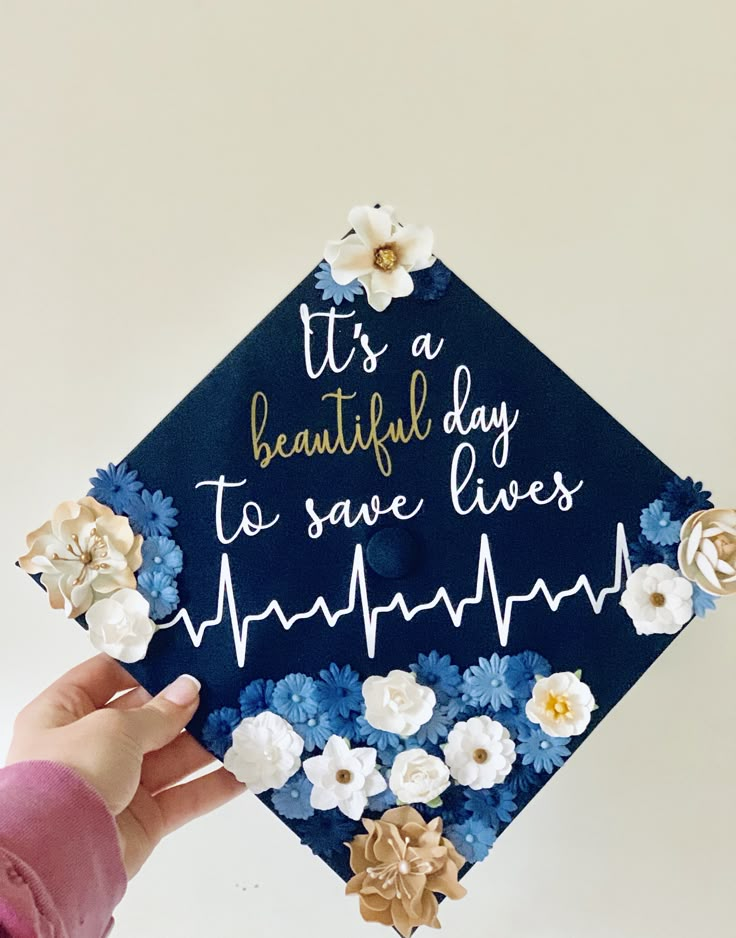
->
19;206;732;936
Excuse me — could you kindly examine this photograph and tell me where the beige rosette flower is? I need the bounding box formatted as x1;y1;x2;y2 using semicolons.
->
678;508;736;597
346;806;466;937
19;496;143;617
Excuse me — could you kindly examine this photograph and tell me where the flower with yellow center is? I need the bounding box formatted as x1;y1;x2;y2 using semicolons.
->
525;671;595;738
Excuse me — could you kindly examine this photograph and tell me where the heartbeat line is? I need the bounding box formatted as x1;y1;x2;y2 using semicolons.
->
161;523;632;668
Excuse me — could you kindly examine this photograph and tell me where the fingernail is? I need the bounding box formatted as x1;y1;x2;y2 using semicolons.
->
162;674;201;706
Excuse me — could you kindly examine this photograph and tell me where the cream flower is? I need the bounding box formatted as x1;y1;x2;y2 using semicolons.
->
443;715;516;789
620;563;693;635
324;205;435;312
525;671;595;738
389;749;450;805
18;496;143;618
303;735;386;820
223;712;303;794
678;508;736;597
85;588;156;663
362;670;436;736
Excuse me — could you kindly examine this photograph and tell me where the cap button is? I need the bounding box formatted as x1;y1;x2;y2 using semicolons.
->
365;527;420;579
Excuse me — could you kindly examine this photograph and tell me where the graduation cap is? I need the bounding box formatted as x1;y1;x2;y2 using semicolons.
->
18;205;733;936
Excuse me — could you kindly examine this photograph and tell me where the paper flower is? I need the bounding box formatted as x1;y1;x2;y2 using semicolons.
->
313;261;363;305
678;508;736;597
525;671;595;738
407;705;453;749
409;650;462;705
85;587;155;663
223;711;303;794
302;735;386;820
388;748;450;805
505;650;552;698
140;536;183;577
494;701;536;741
506;761;544;797
355;715;404;762
620;563;693;635
331;710;362;742
324;205;435;312
692;583;718;618
445;817;496;863
293;712;335;752
462;654;515;710
136;569;179;621
271;673;319;723
271;772;315;821
314;663;363;719
516;725;571;774
660;476;713;521
19;496;143;618
238;677;275;718
444;715;516;789
628;533;678;570
88;461;143;514
202;706;242;759
464;786;518;828
345;806;466;938
362;669;436;736
127;489;179;538
640;499;681;546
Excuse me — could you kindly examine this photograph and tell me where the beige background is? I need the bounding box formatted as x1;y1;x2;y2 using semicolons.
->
1;2;734;936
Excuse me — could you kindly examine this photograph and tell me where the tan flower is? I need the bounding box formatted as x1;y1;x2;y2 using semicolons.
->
19;496;143;617
345;806;466;937
678;508;736;597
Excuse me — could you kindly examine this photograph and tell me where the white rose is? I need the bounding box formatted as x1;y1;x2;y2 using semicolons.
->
303;735;386;820
525;671;595;738
678;508;736;596
85;588;156;663
388;748;450;805
444;715;516;790
362;669;436;736
620;563;693;635
223;712;303;794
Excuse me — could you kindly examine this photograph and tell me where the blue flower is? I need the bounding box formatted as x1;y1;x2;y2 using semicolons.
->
314;663;363;719
314;261;363;305
464;787;518;829
692;583;718;618
462;654;515;710
446;695;474;720
140;536;183;577
201;707;241;759
505;651;552;698
137;569;179;620
517;726;571;774
628;534;677;570
271;673;319;724
411;260;452;301
88;461;144;514
293;712;335;752
239;678;275;718
445;818;496;863
410;651;462;705
128;489;179;537
506;762;543;797
356;716;402;761
294;808;360;860
407;705;452;747
271;773;314;820
330;710;362;742
640;500;681;546
660;476;712;521
494;702;535;741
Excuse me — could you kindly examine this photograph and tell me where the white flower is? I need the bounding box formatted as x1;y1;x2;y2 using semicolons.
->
678;508;736;597
223;712;303;794
525;672;595;738
324;205;435;312
443;715;516;790
85;588;156;663
362;670;436;736
303;735;386;820
18;497;143;618
388;749;450;805
620;562;693;635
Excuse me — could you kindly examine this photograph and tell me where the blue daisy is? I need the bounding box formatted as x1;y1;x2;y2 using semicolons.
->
505;651;552;698
330;710;362;742
294;809;360;860
88;461;143;514
137;569;179;621
128;489;179;537
140;536;183;577
271;773;314;821
445;818;496;863
495;701;535;741
659;476;712;521
640;500;681;546
692;583;718;618
628;534;678;570
201;706;241;759
314;261;363;305
407;705;452;747
314;663;363;719
355;716;402;761
464;787;518;829
410;651;462;705
446;694;474;720
462;654;515;710
239;678;275;718
293;712;335;752
411;260;452;301
271;673;319;724
517;726;571;774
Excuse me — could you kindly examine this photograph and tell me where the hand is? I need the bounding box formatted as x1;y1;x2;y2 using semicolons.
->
5;654;245;878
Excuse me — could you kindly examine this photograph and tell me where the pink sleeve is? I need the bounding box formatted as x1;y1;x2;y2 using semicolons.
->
0;762;127;938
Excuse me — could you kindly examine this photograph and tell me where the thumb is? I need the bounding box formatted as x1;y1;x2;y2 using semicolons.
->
122;674;201;754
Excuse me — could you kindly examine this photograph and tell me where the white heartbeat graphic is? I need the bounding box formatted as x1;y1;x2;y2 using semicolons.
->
161;523;633;668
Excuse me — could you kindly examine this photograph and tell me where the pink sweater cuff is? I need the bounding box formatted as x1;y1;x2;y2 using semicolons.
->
0;761;127;938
